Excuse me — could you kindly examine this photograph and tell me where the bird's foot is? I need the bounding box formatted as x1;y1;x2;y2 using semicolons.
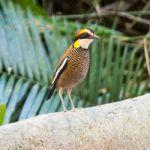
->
71;107;76;112
71;107;83;112
71;107;82;112
63;109;67;112
62;107;67;112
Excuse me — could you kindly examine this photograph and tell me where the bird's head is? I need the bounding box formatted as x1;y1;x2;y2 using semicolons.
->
73;28;99;49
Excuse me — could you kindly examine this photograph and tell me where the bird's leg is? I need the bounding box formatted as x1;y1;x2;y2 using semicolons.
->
67;88;75;110
59;88;67;112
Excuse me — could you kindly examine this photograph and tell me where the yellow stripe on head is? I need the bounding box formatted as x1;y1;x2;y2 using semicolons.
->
75;28;93;37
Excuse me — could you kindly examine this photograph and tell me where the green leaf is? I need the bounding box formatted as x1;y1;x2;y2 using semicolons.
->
0;103;6;125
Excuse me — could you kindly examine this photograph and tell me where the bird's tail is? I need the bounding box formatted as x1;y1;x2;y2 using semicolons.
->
46;84;56;100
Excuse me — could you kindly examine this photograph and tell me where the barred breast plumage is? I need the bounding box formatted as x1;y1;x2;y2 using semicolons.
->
57;45;89;89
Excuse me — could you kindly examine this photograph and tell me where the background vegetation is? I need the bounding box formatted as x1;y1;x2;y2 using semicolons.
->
0;0;149;124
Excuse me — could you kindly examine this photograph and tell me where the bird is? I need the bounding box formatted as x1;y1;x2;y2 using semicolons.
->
46;28;99;111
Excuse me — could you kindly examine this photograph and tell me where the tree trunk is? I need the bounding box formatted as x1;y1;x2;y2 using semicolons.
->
0;94;150;150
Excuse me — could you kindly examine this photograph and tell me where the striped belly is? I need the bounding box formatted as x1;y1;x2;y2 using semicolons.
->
57;48;89;89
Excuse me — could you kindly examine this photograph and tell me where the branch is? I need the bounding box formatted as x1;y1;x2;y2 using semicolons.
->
0;94;150;150
55;11;150;25
144;38;150;75
126;1;150;29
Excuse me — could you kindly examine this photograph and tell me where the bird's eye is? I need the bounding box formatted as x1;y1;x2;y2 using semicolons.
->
88;35;94;39
84;33;89;37
85;33;92;39
80;33;89;39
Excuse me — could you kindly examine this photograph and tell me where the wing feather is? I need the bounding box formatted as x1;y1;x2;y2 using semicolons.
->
52;57;68;85
46;57;68;100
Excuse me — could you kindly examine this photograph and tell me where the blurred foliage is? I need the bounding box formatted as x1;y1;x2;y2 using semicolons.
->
12;0;47;17
0;0;149;125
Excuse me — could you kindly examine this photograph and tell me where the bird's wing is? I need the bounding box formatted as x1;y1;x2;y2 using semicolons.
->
51;45;72;86
51;57;68;85
46;57;68;100
46;46;71;100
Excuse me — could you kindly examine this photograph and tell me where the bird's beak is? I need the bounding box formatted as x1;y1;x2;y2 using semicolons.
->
93;34;100;39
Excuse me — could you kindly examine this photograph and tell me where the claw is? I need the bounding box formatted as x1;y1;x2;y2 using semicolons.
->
71;107;78;112
63;109;67;112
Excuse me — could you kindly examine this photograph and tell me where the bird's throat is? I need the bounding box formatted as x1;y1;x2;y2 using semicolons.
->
74;39;93;49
